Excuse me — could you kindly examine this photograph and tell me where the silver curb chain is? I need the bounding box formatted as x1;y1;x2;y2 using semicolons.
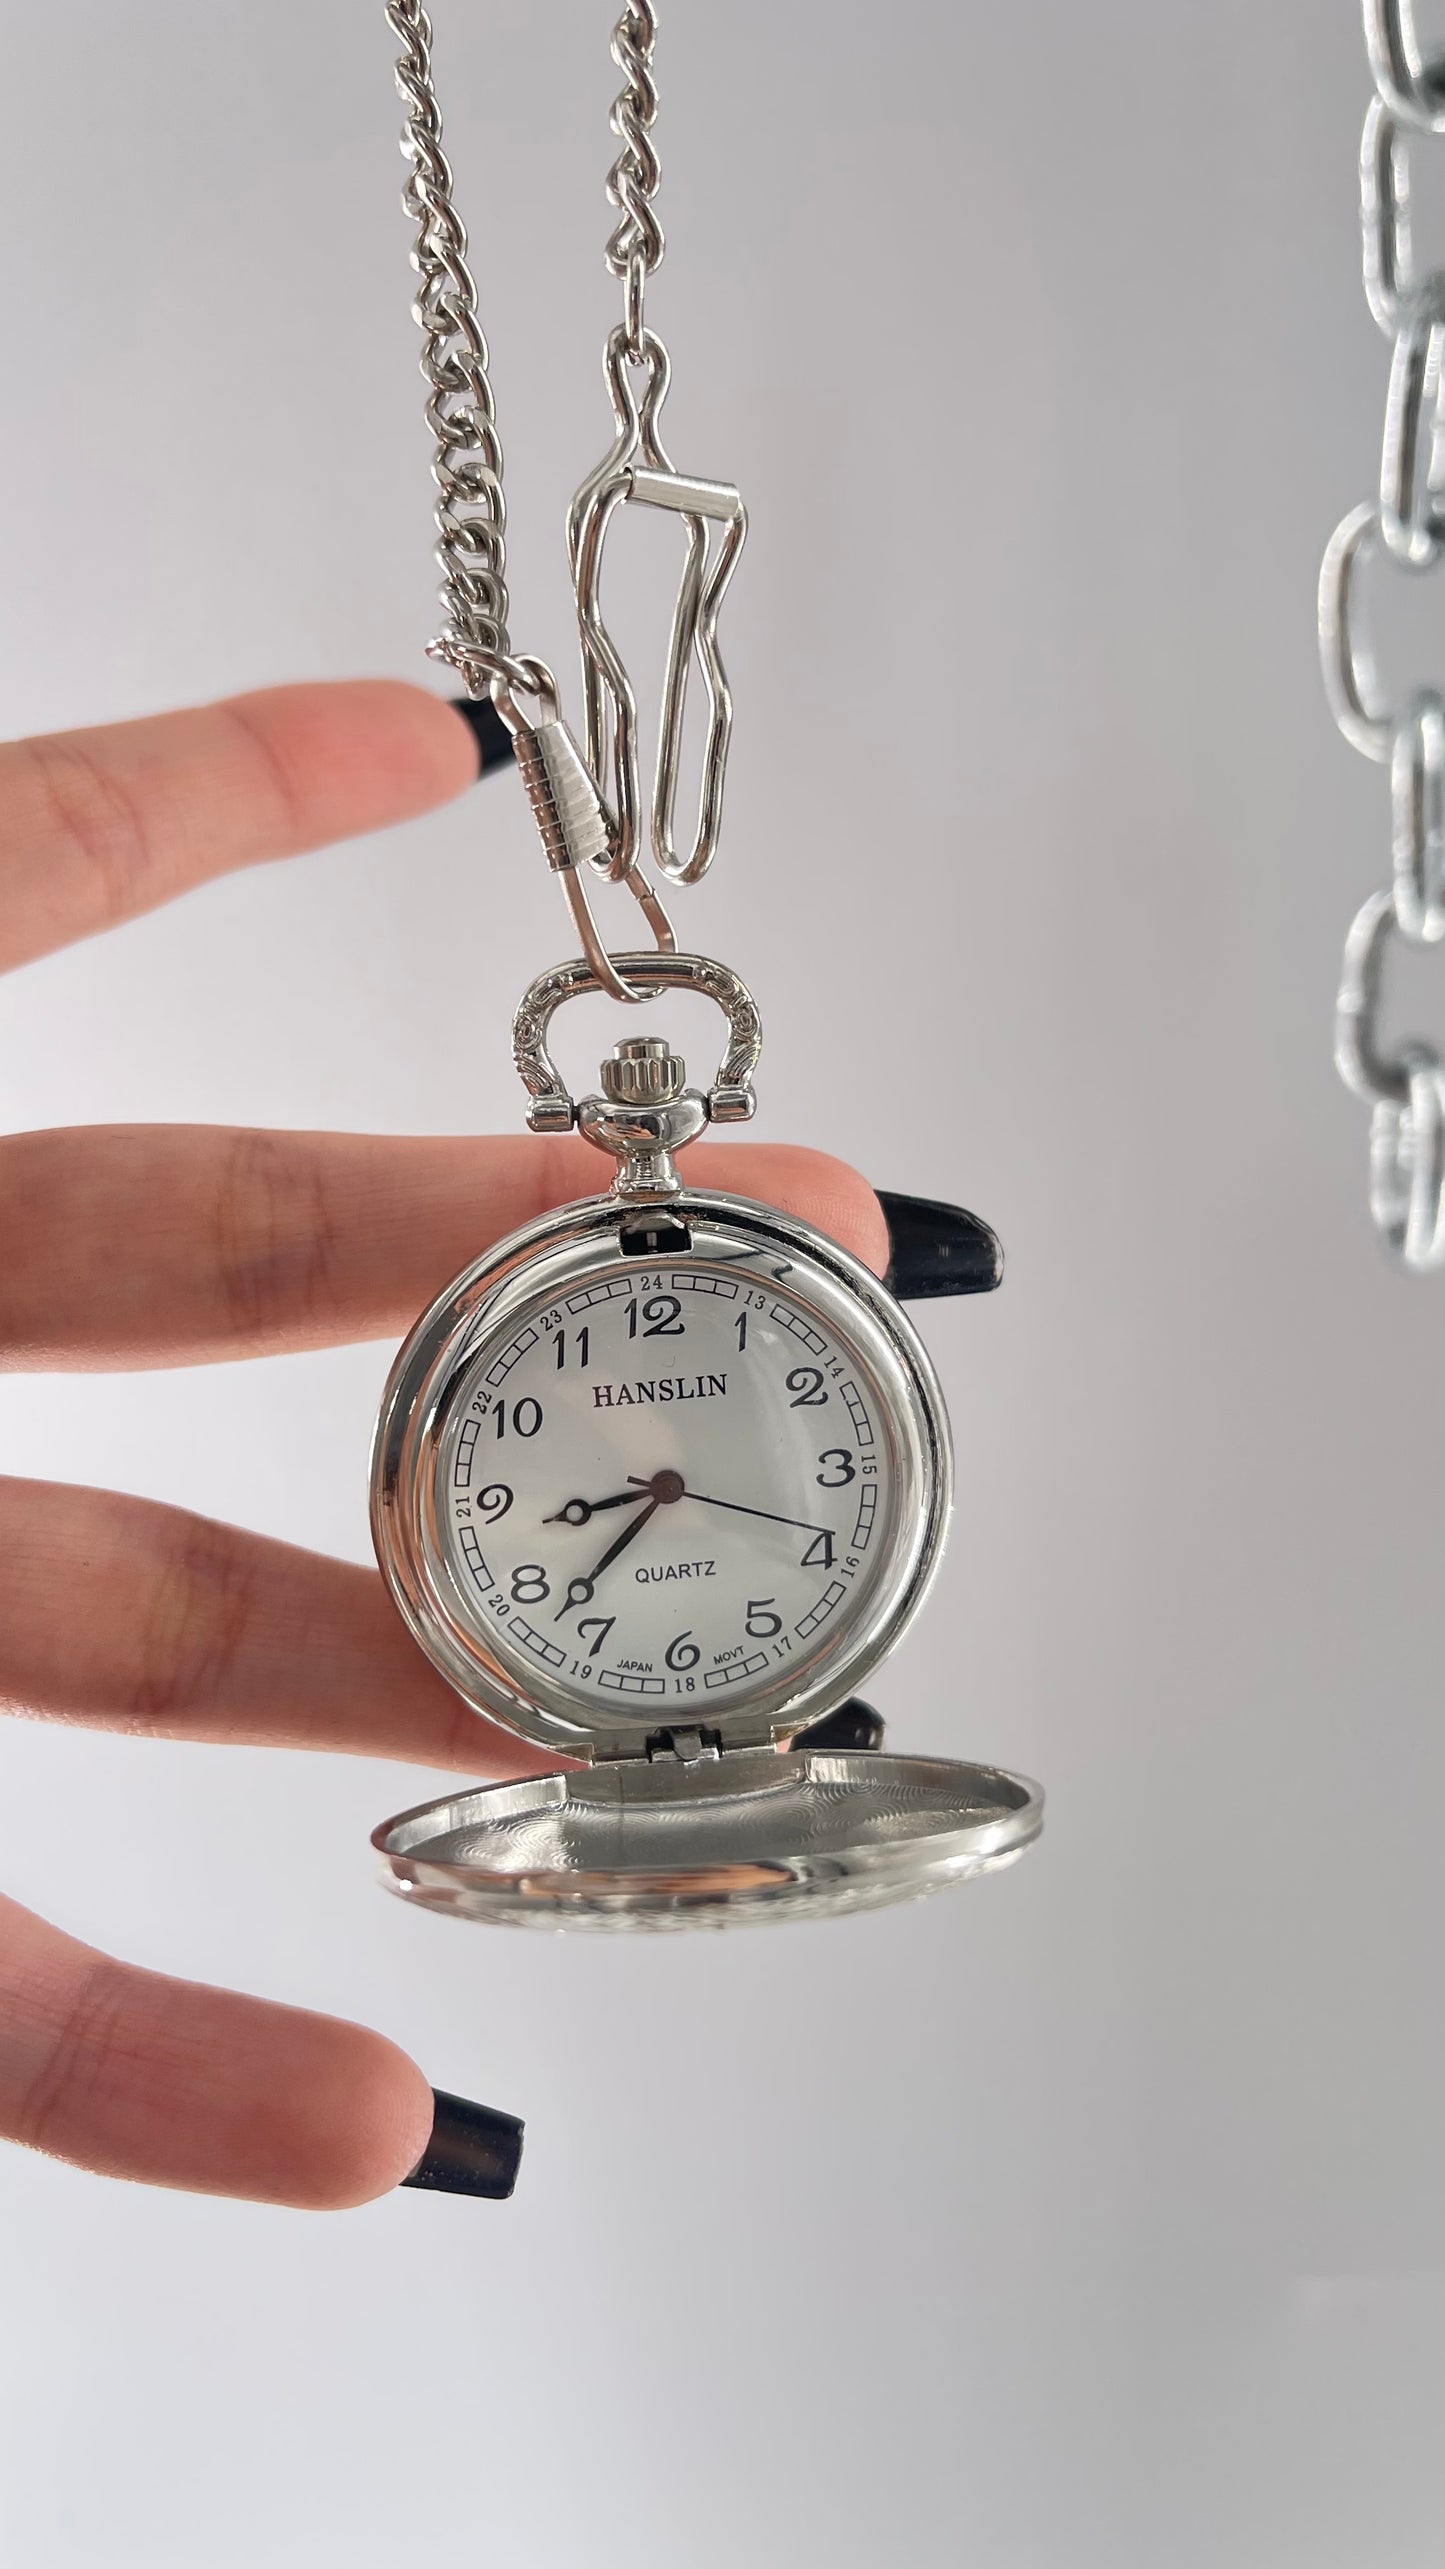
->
387;0;517;689
1322;1;1445;1269
385;2;745;1004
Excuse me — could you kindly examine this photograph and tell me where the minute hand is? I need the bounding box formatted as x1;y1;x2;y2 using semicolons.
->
583;1496;662;1586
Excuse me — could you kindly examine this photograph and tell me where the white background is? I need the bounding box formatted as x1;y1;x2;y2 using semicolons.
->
2;4;1443;2562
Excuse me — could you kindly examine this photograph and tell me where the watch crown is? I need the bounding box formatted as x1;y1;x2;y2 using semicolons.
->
600;1036;687;1105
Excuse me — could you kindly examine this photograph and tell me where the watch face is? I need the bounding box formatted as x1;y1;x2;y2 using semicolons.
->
374;1195;951;1756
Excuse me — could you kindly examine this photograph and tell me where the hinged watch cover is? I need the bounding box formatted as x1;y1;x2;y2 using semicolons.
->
372;1742;1041;1932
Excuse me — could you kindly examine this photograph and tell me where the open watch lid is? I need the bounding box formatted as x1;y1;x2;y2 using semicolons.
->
373;1703;1043;1933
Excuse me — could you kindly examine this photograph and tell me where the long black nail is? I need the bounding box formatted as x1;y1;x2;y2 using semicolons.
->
877;1191;1003;1299
448;694;516;777
795;1698;886;1752
401;2089;524;2200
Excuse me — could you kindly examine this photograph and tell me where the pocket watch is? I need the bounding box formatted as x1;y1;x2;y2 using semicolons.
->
370;955;1042;1928
371;4;1043;1928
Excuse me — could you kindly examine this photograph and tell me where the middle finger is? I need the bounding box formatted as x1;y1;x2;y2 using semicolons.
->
0;1128;888;1368
0;1473;550;1771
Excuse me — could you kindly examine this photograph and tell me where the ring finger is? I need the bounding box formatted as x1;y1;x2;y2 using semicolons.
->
0;1473;553;1770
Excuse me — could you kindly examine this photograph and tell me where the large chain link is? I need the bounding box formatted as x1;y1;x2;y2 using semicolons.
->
1322;1;1445;1270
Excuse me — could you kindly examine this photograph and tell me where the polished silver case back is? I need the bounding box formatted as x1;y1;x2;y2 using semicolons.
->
371;1183;1042;1928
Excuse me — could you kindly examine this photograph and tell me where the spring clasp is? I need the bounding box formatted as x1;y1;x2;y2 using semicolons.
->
489;658;676;1007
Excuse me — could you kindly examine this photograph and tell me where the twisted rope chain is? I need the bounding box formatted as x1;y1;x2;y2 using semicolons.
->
1322;2;1445;1268
605;3;663;357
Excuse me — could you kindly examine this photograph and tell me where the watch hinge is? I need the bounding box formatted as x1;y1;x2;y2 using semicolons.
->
645;1724;723;1765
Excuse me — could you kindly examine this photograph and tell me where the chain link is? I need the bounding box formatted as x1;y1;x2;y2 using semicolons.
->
1366;1;1445;132
1321;3;1445;1269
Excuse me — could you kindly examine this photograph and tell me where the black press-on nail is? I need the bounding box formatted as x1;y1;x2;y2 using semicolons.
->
795;1698;887;1753
877;1190;1003;1300
448;694;516;777
401;2088;524;2200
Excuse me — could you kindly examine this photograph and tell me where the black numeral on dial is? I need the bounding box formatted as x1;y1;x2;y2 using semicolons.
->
577;1616;614;1658
665;1630;701;1671
626;1293;685;1338
510;1564;550;1604
554;1325;590;1371
800;1530;835;1570
745;1597;782;1638
787;1366;827;1406
494;1397;544;1439
477;1481;513;1522
816;1448;855;1487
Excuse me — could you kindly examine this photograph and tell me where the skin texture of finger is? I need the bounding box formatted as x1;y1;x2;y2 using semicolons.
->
0;1892;434;2206
0;1477;555;1772
0;1130;889;1367
0;682;478;974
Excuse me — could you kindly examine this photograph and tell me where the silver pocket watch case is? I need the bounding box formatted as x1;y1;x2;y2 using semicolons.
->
370;955;1043;1931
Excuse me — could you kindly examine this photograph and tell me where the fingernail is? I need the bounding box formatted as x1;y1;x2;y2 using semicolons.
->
401;2088;524;2200
877;1191;1004;1299
447;694;516;777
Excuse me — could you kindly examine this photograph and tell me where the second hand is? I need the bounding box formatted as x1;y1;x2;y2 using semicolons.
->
625;1476;831;1540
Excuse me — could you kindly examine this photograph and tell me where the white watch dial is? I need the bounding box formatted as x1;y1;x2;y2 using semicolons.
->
436;1259;899;1720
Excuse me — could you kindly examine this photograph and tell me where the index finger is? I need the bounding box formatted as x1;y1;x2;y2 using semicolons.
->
0;681;479;974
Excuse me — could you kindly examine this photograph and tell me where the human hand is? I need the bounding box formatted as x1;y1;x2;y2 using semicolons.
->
0;678;898;2211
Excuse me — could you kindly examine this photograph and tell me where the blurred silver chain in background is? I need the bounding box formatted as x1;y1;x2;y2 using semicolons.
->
385;2;744;1001
1322;2;1445;1269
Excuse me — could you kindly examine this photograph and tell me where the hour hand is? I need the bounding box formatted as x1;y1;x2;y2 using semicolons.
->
554;1496;661;1618
543;1487;655;1528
